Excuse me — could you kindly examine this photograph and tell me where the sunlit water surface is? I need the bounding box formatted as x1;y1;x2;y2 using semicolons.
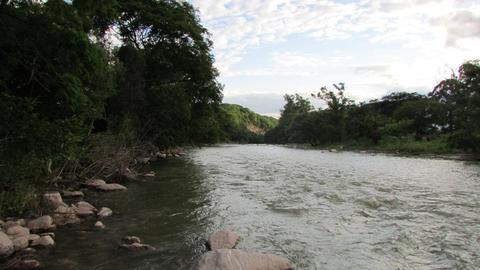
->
42;145;480;269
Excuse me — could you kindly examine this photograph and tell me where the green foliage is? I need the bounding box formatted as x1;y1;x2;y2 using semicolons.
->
266;63;480;155
0;0;223;216
218;104;277;143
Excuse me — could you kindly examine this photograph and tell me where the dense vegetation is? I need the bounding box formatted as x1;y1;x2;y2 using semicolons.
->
266;61;480;154
218;104;277;143
0;0;257;216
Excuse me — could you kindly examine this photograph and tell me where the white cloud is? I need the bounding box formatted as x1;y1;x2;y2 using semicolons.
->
189;0;480;113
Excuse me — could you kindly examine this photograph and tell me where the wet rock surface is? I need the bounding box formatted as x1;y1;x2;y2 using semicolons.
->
208;230;239;251
193;249;293;270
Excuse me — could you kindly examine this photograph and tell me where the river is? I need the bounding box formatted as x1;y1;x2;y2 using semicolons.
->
42;144;480;269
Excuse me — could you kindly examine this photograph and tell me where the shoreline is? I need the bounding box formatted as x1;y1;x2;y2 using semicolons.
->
280;143;480;162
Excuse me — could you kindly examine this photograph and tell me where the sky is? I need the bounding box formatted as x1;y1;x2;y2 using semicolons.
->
188;0;480;117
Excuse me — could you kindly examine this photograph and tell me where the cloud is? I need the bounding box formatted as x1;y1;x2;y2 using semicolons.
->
189;0;480;114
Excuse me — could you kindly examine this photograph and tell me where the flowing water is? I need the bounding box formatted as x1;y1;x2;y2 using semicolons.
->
42;144;480;269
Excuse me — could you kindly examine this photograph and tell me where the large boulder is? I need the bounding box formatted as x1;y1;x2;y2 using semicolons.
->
97;207;113;218
6;226;29;238
27;216;55;232
193;249;293;270
208;230;239;251
31;235;54;248
96;183;127;192
0;231;14;259
43;191;67;209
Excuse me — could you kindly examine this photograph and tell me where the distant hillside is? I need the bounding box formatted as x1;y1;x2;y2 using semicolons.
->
218;103;278;143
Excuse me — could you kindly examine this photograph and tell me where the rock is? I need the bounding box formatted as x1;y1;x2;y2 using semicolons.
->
329;149;338;153
43;191;67;209
193;249;293;270
119;242;155;251
85;179;106;187
62;190;84;198
53;213;81;227
8;259;42;269
27;234;40;243
0;231;14;258
122;236;141;244
96;183;127;192
121;172;142;182
97;207;113;218
12;236;28;251
137;157;150;164
94;221;105;230
40;232;55;239
74;201;97;216
4;219;26;229
0;220;4;229
208;230;239;251
54;205;75;215
6;226;30;238
27;216;55;232
31;235;54;248
144;172;155;177
17;247;36;256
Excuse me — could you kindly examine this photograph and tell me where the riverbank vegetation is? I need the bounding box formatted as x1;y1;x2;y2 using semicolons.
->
0;0;273;217
266;61;480;155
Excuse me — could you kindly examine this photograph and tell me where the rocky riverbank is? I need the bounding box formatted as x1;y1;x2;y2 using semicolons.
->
0;148;186;269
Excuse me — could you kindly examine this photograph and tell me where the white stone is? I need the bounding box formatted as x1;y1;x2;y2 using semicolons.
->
97;207;113;218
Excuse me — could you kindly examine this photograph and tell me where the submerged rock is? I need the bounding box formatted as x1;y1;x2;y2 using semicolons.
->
122;236;141;244
27;216;55;232
7;259;42;270
119;242;155;251
31;235;54;248
208;230;239;251
96;183;127;192
143;172;156;177
119;236;155;251
94;221;105;230
193;249;293;270
97;207;113;218
0;231;14;259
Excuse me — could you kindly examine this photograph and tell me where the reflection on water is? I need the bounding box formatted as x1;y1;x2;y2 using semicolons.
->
43;144;480;269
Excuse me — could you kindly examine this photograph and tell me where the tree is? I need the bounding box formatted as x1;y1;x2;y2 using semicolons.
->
312;83;353;142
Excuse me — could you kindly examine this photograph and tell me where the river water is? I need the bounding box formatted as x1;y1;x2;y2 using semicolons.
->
43;144;480;269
